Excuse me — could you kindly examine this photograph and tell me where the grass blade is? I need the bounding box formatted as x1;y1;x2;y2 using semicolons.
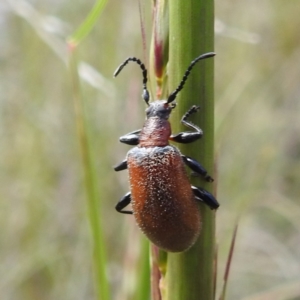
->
68;46;110;300
68;0;108;46
219;223;239;300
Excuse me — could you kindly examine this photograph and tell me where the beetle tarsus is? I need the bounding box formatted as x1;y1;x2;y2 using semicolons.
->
170;106;203;143
181;105;202;132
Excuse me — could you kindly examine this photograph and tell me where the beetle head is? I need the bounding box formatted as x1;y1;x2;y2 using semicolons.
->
146;100;176;120
114;53;215;109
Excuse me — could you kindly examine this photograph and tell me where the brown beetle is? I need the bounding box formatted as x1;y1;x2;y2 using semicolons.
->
114;53;219;252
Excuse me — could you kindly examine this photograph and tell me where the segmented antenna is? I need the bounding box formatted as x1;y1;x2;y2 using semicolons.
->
114;57;150;105
167;52;216;103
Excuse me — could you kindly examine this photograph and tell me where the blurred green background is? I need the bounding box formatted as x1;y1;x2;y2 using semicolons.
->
1;0;300;299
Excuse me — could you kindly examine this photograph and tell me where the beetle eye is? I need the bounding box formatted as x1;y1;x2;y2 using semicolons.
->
170;103;176;109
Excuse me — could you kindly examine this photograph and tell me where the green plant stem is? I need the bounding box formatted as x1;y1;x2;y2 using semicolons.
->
134;237;151;300
68;47;110;300
165;0;215;299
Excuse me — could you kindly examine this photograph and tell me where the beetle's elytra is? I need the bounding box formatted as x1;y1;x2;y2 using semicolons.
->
114;53;219;252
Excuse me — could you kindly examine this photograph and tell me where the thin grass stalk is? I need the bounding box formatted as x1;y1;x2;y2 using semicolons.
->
68;46;110;300
67;3;110;299
165;0;216;299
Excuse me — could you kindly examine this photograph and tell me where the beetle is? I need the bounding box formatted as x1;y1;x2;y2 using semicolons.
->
113;52;219;252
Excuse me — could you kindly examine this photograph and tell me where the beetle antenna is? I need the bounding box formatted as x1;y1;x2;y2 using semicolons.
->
114;57;150;105
167;52;216;103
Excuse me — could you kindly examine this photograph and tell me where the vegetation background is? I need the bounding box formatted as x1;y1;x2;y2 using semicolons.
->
1;0;300;299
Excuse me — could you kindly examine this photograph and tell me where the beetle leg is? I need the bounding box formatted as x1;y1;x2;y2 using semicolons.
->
170;132;202;143
192;186;219;210
182;155;213;182
114;159;127;171
116;192;133;214
170;106;203;143
120;129;141;145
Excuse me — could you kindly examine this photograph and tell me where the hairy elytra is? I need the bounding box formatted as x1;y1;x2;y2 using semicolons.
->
114;53;219;252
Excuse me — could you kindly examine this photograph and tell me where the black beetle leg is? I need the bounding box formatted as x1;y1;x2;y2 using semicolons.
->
114;159;127;171
192;186;219;210
119;129;141;145
182;155;213;182
116;192;133;214
170;106;203;144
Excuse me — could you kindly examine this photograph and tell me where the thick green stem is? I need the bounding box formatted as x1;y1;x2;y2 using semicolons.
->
165;0;215;299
